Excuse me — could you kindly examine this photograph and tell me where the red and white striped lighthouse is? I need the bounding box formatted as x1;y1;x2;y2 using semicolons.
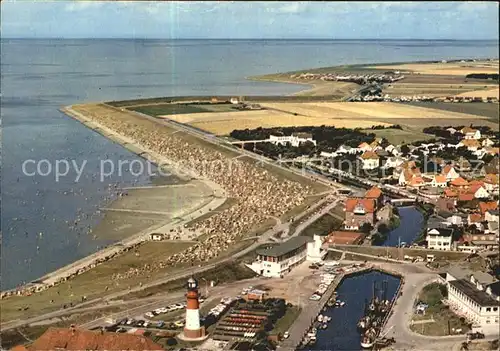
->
182;277;206;340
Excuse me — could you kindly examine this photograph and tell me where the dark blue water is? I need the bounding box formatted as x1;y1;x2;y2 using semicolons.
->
1;39;498;289
381;206;424;247
308;271;401;351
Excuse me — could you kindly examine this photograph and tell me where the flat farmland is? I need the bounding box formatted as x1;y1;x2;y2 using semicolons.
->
368;60;499;76
403;102;499;121
161;109;391;135
383;83;495;97
163;101;497;135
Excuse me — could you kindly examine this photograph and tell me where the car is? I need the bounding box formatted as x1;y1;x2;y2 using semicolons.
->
283;331;290;339
309;294;321;301
143;321;149;327
145;312;154;318
125;319;135;325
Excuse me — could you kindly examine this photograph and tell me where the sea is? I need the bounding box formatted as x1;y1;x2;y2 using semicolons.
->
1;39;498;290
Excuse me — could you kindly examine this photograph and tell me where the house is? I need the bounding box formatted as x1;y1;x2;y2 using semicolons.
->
18;326;164;351
344;198;376;230
455;157;472;172
383;156;405;169
408;175;428;188
430;174;448;188
483;174;499;193
426;227;454;250
358;142;372;152
468;213;484;229
442;164;460;181
485;209;499;223
484;146;500;157
458;139;481;151
440;211;464;226
337;145;358;154
444;267;499;333
468;184;490;199
398;167;422;186
447;127;457;135
483;156;499;174
450;176;469;188
479;201;498;215
461;127;481;140
482;138;495;147
369;141;382;152
359;151;380;170
150;233;165;241
268;133;316;147
437;197;456;213
486;221;499;235
364;186;384;207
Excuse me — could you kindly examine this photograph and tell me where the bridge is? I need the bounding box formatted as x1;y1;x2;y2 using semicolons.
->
390;198;417;206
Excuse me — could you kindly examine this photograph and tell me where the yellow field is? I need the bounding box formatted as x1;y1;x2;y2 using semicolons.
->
160;101;496;135
160;109;391;135
455;87;499;98
369;60;499;76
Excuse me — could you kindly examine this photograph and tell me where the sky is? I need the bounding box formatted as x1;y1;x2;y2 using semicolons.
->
1;1;499;40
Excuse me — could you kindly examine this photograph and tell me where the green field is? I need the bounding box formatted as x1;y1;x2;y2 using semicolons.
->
362;127;434;145
130;103;238;116
0;242;193;322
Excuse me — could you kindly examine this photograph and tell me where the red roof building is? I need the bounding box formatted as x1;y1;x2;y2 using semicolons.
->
22;327;164;351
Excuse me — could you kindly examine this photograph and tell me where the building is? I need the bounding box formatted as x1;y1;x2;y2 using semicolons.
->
458;139;481;151
460;127;481;140
364;186;384;207
444;267;500;334
246;236;325;278
180;277;206;341
426;227;453;250
268;133;316;147
344;198;376;230
359;151;380;170
12;326;164;351
442;165;460;181
325;231;363;245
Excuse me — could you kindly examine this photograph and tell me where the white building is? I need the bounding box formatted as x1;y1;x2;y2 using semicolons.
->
426;227;453;250
359;151;380;170
461;127;482;140
444;267;500;334
268;133;317;147
246;235;325;278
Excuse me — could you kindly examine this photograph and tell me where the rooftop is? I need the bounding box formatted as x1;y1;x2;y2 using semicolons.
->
26;327;164;351
256;236;312;258
447;266;497;286
449;279;499;307
326;231;363;245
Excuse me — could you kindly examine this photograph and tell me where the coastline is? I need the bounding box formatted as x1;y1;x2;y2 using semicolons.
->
1;105;227;296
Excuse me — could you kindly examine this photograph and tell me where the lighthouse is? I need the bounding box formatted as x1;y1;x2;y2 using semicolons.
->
180;277;206;340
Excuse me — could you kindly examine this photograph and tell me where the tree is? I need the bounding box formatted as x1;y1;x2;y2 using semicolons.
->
360;222;373;234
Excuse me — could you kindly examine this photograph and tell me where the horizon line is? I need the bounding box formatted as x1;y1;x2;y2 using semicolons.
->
2;37;499;41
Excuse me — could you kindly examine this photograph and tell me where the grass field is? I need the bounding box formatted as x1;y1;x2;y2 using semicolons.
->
130;103;238;116
297;214;342;237
362;127;434;145
410;283;469;336
0;242;193;322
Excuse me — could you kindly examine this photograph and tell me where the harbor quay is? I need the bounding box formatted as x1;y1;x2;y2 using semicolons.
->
279;265;404;351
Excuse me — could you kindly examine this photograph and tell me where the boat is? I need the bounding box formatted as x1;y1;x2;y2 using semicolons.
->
360;336;375;349
309;335;317;345
325;316;332;322
327;299;335;307
317;314;324;322
321;323;328;329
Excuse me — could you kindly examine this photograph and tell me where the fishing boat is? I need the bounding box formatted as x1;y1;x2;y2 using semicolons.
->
309;335;317;346
360;335;375;349
321;323;328;329
317;314;324;322
327;299;335;307
324;316;332;322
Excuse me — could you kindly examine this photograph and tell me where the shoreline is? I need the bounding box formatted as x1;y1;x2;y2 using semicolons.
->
0;105;227;296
